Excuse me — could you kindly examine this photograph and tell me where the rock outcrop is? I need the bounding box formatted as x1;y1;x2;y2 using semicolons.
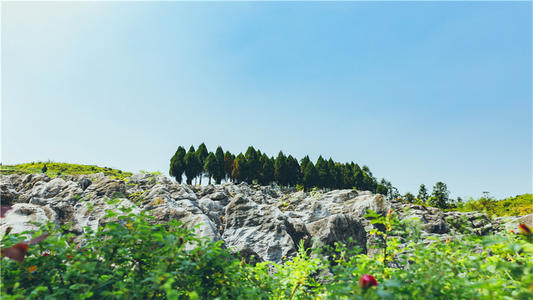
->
0;173;528;263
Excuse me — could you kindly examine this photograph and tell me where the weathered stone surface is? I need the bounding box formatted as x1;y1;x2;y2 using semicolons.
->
306;214;366;253
0;173;525;263
0;203;57;237
222;195;297;263
78;178;92;190
85;178;126;198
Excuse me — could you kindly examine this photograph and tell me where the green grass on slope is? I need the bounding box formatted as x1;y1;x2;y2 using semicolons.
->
0;162;132;180
452;194;533;217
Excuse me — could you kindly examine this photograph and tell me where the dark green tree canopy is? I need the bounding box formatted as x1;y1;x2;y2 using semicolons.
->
184;146;201;185
418;184;429;203
232;153;247;183
204;152;218;185
168;143;400;194
403;192;416;203
259;154;275;185
223;151;235;182
315;156;330;188
274;151;288;186
429;182;450;209
286;155;301;187
245;146;259;183
303;160;318;189
214;146;225;184
169;146;186;183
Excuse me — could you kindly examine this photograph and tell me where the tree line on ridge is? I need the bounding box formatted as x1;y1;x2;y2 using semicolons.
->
169;143;453;208
169;143;392;194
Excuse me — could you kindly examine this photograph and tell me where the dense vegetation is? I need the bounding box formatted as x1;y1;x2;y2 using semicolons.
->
170;144;464;210
0;162;132;180
1;204;532;299
453;194;533;217
170;144;400;196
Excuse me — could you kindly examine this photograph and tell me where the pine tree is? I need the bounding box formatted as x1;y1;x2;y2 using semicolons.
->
362;165;373;179
327;158;339;189
214;146;225;184
403;192;416;203
417;184;429;204
377;178;395;200
184;146;201;185
232;153;247;183
376;183;388;196
315;156;329;189
245;146;259;183
260;155;275;185
352;164;364;190
333;163;344;189
342;163;355;189
196;143;208;185
429;182;449;209
300;156;311;178
169;146;186;183
362;167;377;191
274;151;288;186
286;155;301;187
223;151;234;182
303;161;318;189
203;152;217;185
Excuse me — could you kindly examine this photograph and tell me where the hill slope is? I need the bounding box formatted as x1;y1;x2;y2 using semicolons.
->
0;162;132;180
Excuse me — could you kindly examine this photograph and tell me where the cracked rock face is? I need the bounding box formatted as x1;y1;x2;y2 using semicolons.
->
0;173;519;263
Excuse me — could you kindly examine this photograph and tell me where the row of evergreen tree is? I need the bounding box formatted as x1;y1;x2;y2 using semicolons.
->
169;143;393;194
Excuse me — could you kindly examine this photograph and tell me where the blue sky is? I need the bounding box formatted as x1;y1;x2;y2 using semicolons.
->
1;1;531;199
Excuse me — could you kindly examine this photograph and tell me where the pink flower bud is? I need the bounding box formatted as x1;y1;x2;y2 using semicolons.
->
359;274;378;289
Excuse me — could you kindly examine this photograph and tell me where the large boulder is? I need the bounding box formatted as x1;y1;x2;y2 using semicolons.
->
306;213;367;254
85;178;126;199
0;203;57;236
222;195;297;263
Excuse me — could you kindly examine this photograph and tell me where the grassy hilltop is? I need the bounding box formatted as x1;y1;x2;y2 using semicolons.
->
0;162;132;180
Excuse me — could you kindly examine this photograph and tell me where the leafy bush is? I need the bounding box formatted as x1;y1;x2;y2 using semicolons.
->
1;207;532;299
1;208;263;299
452;194;533;217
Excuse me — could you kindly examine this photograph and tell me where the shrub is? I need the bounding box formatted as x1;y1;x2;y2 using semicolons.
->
0;207;264;299
1;207;532;299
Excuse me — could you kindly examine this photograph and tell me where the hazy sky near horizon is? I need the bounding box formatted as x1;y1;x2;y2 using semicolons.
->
2;1;531;199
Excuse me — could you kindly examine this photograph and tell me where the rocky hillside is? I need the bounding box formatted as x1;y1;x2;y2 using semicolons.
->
1;172;531;263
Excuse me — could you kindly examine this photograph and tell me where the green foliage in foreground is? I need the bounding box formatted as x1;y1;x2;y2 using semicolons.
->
0;162;132;180
452;194;533;217
1;206;532;299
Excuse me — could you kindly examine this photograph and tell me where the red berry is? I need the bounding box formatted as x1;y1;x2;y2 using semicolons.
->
359;274;378;289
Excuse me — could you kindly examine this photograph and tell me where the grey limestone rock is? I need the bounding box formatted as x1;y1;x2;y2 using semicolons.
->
0;173;523;264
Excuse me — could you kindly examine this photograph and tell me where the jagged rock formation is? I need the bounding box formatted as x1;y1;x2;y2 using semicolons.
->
1;173;529;263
